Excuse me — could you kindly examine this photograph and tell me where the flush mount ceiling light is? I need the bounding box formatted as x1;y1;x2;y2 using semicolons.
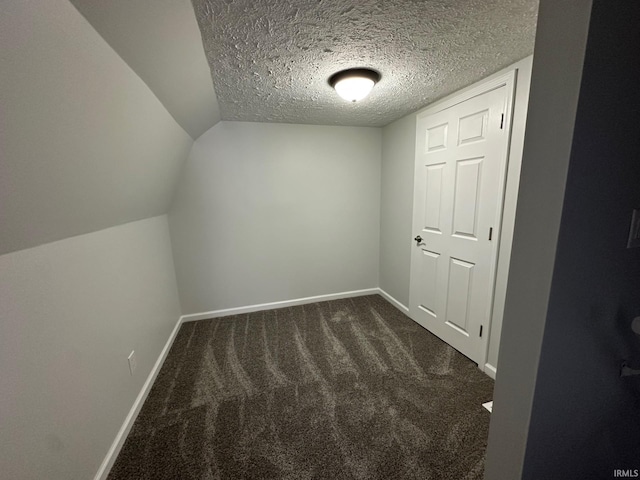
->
329;68;381;103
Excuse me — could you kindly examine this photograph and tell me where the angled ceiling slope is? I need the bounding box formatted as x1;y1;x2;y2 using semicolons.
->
0;0;192;255
70;0;221;139
193;0;538;127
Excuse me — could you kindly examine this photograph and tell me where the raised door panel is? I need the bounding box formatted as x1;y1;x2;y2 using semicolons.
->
423;163;445;234
458;109;489;146
418;250;440;319
445;258;475;335
426;123;448;152
452;157;483;239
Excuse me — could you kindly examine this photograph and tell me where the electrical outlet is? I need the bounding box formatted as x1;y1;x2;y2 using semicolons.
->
628;209;640;249
127;351;137;376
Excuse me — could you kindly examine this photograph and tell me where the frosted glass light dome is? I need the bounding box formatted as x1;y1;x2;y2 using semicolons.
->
334;77;375;102
329;68;381;103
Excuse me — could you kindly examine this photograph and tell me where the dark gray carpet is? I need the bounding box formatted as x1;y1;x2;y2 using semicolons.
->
108;295;494;480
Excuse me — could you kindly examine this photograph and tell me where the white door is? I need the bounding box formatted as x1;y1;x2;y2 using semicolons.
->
409;80;513;365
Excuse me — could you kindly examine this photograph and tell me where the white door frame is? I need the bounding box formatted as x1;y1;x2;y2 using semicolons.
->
410;70;517;372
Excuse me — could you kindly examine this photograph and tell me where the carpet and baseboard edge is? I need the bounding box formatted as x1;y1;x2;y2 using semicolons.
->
179;288;382;323
94;316;183;480
377;288;410;314
94;287;409;480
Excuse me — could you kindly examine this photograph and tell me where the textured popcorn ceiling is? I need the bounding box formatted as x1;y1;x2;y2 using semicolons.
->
192;0;538;127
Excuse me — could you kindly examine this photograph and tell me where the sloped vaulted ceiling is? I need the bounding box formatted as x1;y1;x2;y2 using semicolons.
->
69;0;221;140
193;0;539;127
0;0;538;255
0;0;193;255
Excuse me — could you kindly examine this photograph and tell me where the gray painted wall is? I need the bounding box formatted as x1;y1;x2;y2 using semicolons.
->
0;0;193;256
484;1;593;478
0;216;181;480
514;1;640;478
169;121;382;314
379;115;416;307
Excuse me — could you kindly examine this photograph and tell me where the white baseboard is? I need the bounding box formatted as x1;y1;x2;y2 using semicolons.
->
94;316;183;480
180;288;379;323
377;288;410;314
484;363;497;379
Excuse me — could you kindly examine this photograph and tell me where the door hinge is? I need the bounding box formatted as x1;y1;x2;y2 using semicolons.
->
479;325;484;337
500;113;504;129
489;227;493;241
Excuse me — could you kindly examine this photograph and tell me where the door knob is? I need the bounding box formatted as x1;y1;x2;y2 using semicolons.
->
414;235;423;245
